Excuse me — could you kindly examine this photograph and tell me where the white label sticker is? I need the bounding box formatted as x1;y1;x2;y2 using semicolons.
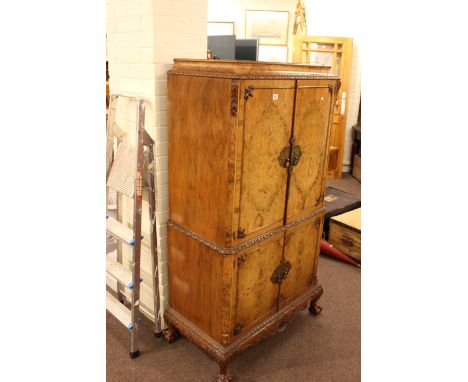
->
272;93;279;100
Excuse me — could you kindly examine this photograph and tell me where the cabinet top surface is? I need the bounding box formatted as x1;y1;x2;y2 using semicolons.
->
170;58;339;80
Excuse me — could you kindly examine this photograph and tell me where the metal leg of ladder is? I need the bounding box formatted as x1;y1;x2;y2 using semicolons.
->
146;135;162;337
128;99;146;358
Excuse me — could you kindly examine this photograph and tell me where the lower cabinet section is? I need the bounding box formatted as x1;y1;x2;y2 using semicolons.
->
167;212;324;344
233;212;323;337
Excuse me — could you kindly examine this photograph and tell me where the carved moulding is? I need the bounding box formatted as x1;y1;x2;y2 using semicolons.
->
168;69;339;81
163;284;324;366
230;80;239;116
167;207;325;255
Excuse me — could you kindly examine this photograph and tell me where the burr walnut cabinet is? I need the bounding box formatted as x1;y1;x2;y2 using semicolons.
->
164;59;340;381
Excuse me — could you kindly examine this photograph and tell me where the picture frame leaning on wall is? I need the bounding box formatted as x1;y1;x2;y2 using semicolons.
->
207;21;235;36
245;10;289;45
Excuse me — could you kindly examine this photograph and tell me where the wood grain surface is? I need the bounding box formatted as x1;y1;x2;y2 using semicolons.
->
237;80;295;239
279;214;323;307
166;59;338;381
167;225;224;342
234;234;284;337
168;74;233;245
287;80;334;222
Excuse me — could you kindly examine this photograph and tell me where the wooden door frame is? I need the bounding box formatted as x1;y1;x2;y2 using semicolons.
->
293;35;353;179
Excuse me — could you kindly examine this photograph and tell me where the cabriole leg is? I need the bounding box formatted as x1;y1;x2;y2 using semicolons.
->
309;285;324;315
163;322;179;343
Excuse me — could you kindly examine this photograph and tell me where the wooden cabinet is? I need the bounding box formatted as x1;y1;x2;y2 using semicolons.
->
165;59;340;381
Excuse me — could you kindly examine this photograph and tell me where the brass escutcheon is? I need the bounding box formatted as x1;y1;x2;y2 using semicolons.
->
270;261;292;284
278;144;302;168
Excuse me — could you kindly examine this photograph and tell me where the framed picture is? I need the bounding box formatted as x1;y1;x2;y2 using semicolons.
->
258;45;288;63
207;21;235;36
245;10;289;45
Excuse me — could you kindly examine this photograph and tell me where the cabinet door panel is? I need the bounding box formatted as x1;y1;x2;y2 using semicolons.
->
234;235;283;336
237;81;295;239
278;214;323;308
287;82;333;221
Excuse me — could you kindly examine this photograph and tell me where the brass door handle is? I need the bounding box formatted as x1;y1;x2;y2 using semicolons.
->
291;144;302;166
278;146;291;168
278;143;302;168
270;261;292;284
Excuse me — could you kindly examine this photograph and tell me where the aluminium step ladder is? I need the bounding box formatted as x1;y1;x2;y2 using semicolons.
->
106;94;162;358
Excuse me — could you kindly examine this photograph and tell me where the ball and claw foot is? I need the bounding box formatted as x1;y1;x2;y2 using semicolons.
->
309;286;324;315
129;350;140;359
163;325;179;343
309;302;322;315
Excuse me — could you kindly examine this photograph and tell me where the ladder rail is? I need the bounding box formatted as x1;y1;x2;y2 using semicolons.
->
129;99;145;355
106;94;162;357
146;138;162;335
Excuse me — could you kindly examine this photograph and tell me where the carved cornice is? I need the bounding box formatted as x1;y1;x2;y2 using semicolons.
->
164;285;324;364
168;69;339;81
167;208;325;255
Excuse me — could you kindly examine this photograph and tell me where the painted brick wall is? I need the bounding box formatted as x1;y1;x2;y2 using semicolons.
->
107;0;207;327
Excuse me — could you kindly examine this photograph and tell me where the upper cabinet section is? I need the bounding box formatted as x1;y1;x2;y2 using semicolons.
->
168;59;339;248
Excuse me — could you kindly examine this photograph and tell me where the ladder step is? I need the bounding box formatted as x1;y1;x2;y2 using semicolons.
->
106;291;134;331
106;216;143;246
106;256;142;289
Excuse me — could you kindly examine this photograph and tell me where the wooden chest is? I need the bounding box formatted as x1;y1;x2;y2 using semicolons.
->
165;59;340;381
352;153;361;182
324;187;361;240
329;208;361;261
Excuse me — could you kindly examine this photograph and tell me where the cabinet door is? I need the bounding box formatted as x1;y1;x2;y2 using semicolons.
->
235;80;295;240
278;214;323;308
233;234;284;336
286;81;334;222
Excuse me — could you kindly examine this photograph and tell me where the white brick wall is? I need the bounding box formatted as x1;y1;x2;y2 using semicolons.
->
107;0;207;328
